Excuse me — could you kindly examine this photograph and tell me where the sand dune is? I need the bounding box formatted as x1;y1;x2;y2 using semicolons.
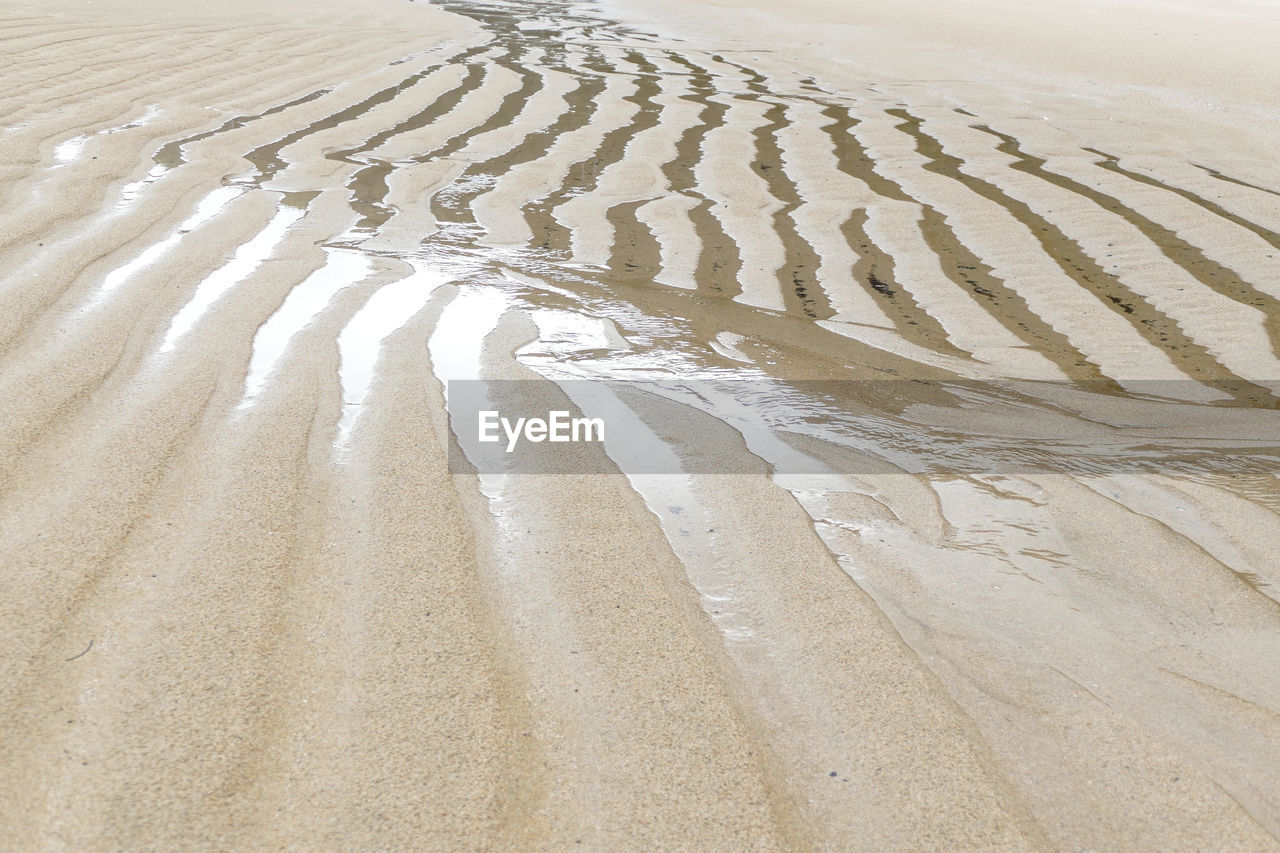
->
2;0;1279;848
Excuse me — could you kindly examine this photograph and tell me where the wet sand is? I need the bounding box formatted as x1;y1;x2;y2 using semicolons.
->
1;0;1279;849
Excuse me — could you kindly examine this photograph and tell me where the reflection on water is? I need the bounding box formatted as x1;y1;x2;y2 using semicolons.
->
240;249;372;402
50;105;160;168
429;285;509;387
161;203;307;354
335;260;450;447
90;187;244;306
52;135;87;165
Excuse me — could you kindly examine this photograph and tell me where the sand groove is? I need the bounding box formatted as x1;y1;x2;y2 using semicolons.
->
975;125;1280;358
886;108;1273;389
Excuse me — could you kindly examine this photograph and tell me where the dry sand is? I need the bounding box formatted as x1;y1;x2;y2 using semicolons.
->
1;0;1279;849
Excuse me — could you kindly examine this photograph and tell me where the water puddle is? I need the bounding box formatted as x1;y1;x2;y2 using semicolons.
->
524;307;629;354
513;310;764;643
709;331;751;363
427;285;510;386
159;202;305;353
334;261;451;448
53;135;88;165
428;283;512;498
240;249;373;403
116;165;170;212
51;106;160;168
89;186;243;306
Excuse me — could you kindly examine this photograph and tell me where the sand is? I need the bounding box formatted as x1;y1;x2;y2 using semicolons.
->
1;0;1278;848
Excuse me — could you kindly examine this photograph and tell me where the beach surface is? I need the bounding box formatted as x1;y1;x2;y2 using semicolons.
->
1;0;1279;849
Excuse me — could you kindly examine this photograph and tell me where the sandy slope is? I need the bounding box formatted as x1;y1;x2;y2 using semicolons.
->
606;0;1280;166
1;0;1279;849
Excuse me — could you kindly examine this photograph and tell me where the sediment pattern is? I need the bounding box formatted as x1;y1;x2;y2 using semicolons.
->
2;0;1279;849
